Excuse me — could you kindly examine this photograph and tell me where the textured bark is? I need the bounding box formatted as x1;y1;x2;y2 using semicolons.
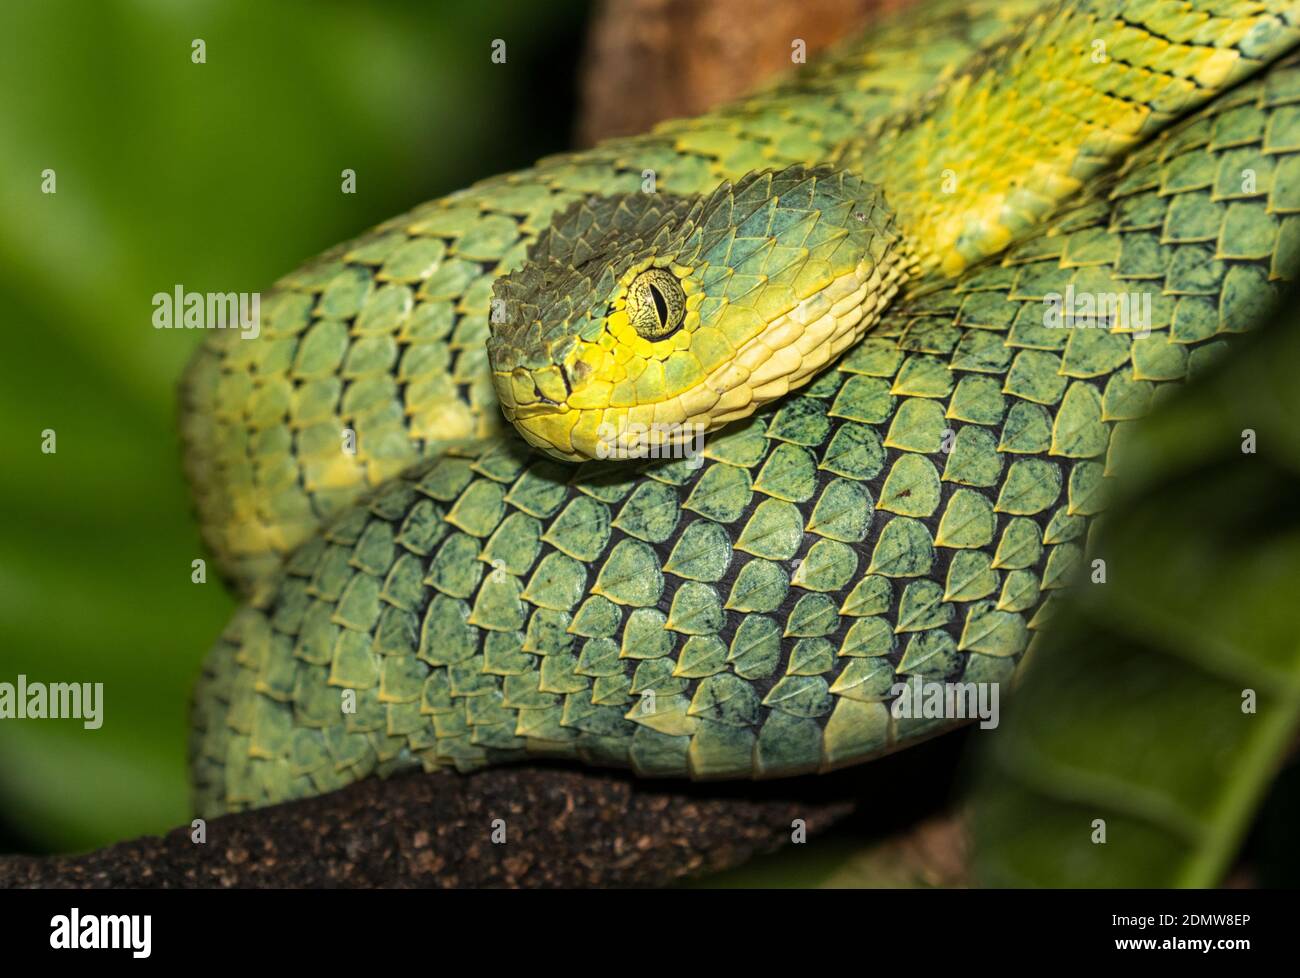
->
0;766;856;888
578;0;908;145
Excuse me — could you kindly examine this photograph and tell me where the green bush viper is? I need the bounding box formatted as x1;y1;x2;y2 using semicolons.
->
182;0;1300;816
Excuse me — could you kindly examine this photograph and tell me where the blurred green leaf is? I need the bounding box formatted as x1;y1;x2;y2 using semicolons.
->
970;306;1300;887
0;0;584;853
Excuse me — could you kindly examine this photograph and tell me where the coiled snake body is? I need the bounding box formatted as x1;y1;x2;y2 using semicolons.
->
183;0;1300;816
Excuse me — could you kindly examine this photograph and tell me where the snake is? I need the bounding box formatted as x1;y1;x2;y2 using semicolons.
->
183;0;1300;817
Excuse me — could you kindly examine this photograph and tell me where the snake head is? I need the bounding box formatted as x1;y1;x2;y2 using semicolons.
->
488;164;908;462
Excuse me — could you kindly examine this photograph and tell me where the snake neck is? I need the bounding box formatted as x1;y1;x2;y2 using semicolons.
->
842;0;1300;277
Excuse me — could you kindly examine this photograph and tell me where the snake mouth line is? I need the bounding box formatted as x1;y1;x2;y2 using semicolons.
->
502;368;574;420
511;398;565;419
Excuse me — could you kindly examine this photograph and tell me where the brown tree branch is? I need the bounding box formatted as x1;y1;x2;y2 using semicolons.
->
0;766;859;888
577;0;907;145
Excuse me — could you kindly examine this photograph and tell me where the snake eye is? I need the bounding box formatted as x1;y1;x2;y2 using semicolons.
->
625;268;685;340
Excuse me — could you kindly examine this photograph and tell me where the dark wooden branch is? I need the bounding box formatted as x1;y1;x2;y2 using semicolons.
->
0;766;857;888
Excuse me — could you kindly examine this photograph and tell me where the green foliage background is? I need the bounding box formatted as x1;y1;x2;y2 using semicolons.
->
4;1;1295;887
0;0;586;854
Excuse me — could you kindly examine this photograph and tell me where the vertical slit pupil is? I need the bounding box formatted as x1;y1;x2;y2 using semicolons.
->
648;283;669;327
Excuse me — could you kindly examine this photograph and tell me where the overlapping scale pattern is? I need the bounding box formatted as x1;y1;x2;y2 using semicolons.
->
846;0;1300;274
191;58;1300;815
180;0;1045;590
